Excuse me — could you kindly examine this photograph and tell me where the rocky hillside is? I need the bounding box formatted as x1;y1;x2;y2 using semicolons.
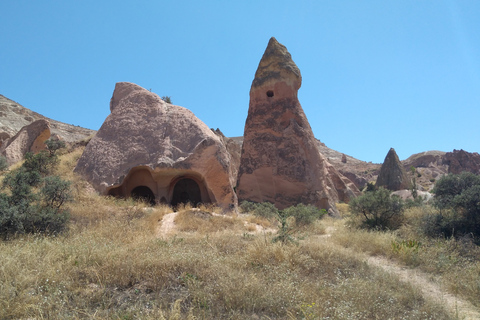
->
0;94;95;143
2;94;478;192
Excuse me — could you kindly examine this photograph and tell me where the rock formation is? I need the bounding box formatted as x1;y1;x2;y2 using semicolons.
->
236;37;359;214
376;148;410;191
444;149;480;174
74;82;237;210
0;94;95;143
0;119;51;165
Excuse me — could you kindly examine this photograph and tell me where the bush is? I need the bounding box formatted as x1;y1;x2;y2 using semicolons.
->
349;187;405;230
239;201;278;219
0;151;72;238
0;155;8;171
425;172;480;240
45;139;66;156
282;203;326;226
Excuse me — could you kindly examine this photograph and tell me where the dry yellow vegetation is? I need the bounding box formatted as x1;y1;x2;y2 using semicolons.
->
1;148;478;319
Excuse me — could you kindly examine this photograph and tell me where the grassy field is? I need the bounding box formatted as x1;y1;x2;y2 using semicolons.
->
0;148;478;319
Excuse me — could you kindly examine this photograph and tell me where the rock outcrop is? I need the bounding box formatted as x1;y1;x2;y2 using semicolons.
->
74;82;237;210
376;148;410;191
0;94;95;143
0;119;51;165
444;149;480;174
236;37;359;214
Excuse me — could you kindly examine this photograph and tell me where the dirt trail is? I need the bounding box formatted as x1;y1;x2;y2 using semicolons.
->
367;256;479;320
323;227;480;320
156;212;178;238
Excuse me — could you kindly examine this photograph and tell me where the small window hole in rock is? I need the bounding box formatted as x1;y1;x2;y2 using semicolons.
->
266;90;274;98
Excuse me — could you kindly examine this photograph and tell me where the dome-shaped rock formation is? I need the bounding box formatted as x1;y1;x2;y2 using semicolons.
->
376;148;410;191
236;37;359;215
74;82;237;209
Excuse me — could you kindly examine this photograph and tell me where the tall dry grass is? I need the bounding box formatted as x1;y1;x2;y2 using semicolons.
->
0;148;457;319
336;205;480;309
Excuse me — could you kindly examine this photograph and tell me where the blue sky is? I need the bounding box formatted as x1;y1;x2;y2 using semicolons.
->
1;1;479;163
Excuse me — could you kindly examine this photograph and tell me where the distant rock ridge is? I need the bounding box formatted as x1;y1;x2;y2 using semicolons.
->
236;37;359;215
0;94;95;143
444;149;480;174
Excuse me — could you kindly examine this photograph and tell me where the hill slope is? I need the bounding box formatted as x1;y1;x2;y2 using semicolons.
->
0;94;95;143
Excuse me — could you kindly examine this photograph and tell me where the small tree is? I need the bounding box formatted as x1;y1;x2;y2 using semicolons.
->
0;149;72;238
427;172;480;239
161;96;172;104
349;187;404;230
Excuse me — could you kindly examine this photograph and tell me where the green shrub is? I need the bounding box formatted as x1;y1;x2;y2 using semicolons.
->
425;172;480;240
282;203;326;226
0;155;8;171
239;201;278;219
349;187;405;230
45;139;66;156
0;151;72;238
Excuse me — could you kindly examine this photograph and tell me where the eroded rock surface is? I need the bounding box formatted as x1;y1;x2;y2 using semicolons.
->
236;37;359;214
0;119;50;165
75;82;237;210
444;149;480;174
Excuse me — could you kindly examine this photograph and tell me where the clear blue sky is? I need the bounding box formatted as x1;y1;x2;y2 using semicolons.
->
1;1;479;163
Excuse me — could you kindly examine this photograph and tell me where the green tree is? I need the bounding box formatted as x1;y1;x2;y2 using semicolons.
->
427;172;480;239
349;187;405;230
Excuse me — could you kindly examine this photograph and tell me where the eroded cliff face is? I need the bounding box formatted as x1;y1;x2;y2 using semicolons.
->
75;82;237;210
236;37;359;215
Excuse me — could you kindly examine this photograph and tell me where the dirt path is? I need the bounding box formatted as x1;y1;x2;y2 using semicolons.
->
367;255;479;320
322;226;480;320
156;212;178;238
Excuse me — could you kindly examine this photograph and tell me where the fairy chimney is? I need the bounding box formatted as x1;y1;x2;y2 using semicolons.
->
236;37;359;215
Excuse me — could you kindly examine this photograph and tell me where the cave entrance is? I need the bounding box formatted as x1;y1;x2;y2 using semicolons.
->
171;178;202;207
131;186;156;205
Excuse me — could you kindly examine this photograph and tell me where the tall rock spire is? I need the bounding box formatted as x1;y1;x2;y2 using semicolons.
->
236;37;359;214
376;148;410;191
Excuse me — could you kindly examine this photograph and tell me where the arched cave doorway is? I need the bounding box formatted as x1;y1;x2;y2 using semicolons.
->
131;186;156;205
171;178;202;207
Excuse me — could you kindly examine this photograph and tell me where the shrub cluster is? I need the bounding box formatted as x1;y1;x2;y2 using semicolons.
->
240;201;326;226
0;140;72;238
349;187;405;230
422;172;480;240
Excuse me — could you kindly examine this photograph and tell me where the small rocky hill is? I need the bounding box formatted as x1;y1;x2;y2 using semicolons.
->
0;94;95;143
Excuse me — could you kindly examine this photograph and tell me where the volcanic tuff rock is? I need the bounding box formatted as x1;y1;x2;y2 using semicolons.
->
444;149;480;174
376;148;410;191
236;37;359;214
75;82;237;209
0;94;95;143
0;119;51;165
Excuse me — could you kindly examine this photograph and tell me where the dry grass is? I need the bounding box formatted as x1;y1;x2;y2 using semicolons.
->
0;149;461;319
331;206;480;310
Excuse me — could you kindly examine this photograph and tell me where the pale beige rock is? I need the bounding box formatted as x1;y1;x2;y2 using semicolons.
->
236;37;359;215
74;82;237;210
0;119;50;165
